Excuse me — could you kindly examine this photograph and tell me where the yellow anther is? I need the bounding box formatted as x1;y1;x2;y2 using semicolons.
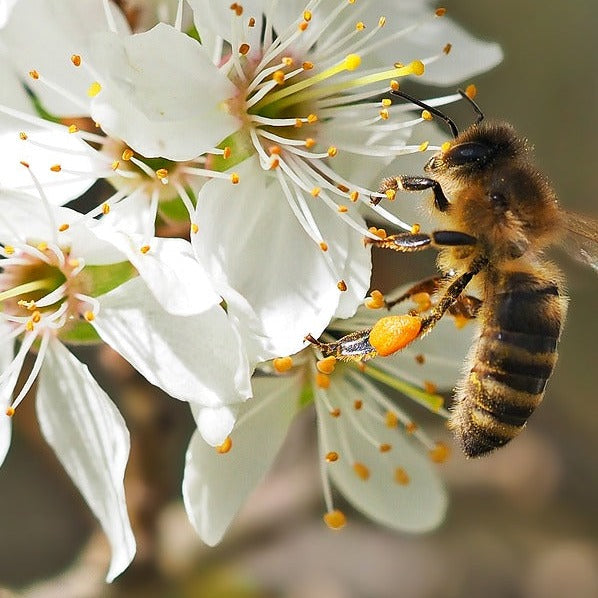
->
411;223;421;234
111;161;119;170
269;158;280;169
216;436;233;453
191;223;199;234
424;380;438;394
282;56;293;66
122;148;134;160
317;356;337;375
337;205;348;213
353;399;363;410
140;245;150;254
295;118;303;128
323;509;346;530
441;141;452;153
229;2;243;16
465;83;477;99
415;354;425;365
319;241;328;251
4;245;14;255
50;164;62;172
443;43;452;55
353;462;370;481
67;258;80;268
298;20;309;31
365;289;385;310
268;145;281;155
393;61;404;69
390;79;399;91
408;60;425;76
19;131;27;140
6;407;15;417
37;241;48;251
405;421;418;434
303;10;312;21
344;54;361;70
394;467;410;485
102;203;110;215
378;16;386;27
435;7;447;16
272;70;285;84
31;311;41;323
307;113;318;124
223;146;232;159
84;311;95;322
337;280;347;291
302;61;314;70
385;189;396;201
87;81;102;97
379;108;389;120
329;407;341;418
368;227;387;239
239;43;250;55
305;137;316;148
58;223;69;232
429;441;450;463
311;187;321;197
422;109;433;121
20;160;30;168
418;141;430;152
29;70;39;80
381;98;392;108
355;21;365;31
379;443;392;453
155;168;169;180
248;16;255;27
349;191;359;202
412;291;432;312
230;172;240;184
71;54;82;67
386;411;399;429
316;372;331;389
325;451;339;463
25;320;34;332
273;356;293;373
68;124;78;133
327;146;338;157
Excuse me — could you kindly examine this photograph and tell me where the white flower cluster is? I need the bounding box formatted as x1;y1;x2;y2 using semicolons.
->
0;0;500;581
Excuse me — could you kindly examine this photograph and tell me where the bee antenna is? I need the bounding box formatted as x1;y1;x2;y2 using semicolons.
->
390;89;459;138
458;89;484;124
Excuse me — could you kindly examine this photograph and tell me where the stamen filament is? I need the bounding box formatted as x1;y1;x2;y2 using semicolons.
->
0;278;57;303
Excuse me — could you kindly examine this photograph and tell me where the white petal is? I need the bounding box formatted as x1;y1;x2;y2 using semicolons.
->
93;276;252;406
89;24;239;160
92;227;221;315
192;403;239;448
1;0;130;115
319;377;447;532
36;340;135;582
183;372;302;545
193;157;370;362
0;56;36;128
0;0;18;28
0;327;15;467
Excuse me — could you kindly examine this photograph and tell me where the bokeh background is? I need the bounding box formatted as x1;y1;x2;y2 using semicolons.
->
0;1;596;596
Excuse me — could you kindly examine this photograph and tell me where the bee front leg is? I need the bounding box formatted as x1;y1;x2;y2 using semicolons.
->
374;175;451;212
366;230;478;253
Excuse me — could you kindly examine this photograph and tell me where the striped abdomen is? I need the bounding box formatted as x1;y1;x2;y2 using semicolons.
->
450;270;568;457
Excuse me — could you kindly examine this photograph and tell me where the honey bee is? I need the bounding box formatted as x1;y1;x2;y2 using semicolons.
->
309;90;598;457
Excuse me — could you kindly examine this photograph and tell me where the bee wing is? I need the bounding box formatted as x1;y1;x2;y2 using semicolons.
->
561;211;598;273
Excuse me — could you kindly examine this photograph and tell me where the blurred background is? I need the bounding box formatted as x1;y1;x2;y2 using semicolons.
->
0;1;596;596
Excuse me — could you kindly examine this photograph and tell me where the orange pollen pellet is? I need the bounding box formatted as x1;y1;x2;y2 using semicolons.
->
316;372;331;389
424;380;438;394
84;311;95;322
356;21;365;31
435;7;447;16
140;245;150;254
6;407;15;417
453;314;469;329
325;451;339;463
223;146;232;159
349;191;359;202
216;436;233;454
191;223;199;234
68;124;78;133
317;356;337;375
70;54;82;67
419;141;430;152
379;108;389;120
302;61;314;70
303;10;312;21
337;280;347;291
230;173;240;184
429;442;450;463
29;70;39;80
443;43;452;55
58;223;69;232
386;411;399;429
319;241;328;251
272;70;285;84
327;146;338;157
305;137;316;148
411;223;421;234
394;467;410;485
353;462;370;481
269;158;280;170
415;354;425;365
353;399;363;410
248;17;255;27
239;43;250;55
311;187;321;197
337;205;348;213
299;20;309;31
323;509;346;530
307;113;318;123
379;443;392;453
155;168;168;180
19;131;27;140
406;421;418;434
50;164;61;172
122;148;134;160
273;356;293;373
329;407;341;418
385;189;396;201
465;84;477;99
390;80;399;91
422;109;433;121
102;203;110;215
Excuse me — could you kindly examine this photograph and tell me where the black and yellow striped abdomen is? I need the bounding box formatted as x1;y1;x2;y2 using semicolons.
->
450;270;568;457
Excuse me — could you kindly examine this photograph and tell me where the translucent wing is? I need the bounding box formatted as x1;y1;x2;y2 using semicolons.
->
562;211;598;273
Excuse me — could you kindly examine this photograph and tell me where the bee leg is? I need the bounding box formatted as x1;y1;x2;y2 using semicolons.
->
305;331;377;362
366;230;478;253
373;175;450;212
384;276;443;309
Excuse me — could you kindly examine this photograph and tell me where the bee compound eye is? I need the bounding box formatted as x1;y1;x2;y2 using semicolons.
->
446;142;491;166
